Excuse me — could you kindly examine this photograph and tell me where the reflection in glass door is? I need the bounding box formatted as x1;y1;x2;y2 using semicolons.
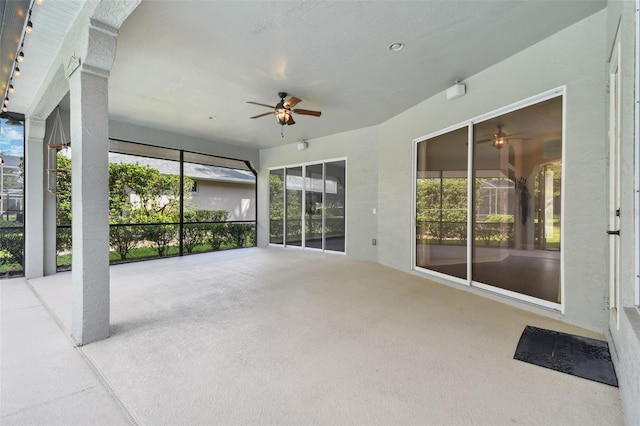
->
269;169;285;244
269;160;346;253
286;167;303;246
415;93;563;307
415;127;468;280
305;164;324;249
472;97;562;304
325;161;346;252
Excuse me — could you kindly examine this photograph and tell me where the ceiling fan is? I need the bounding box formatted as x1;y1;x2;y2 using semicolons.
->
476;123;528;149
247;92;321;127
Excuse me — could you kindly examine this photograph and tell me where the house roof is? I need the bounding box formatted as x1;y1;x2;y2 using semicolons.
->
108;153;256;185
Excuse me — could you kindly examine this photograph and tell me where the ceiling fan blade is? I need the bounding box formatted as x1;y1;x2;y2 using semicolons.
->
246;101;275;109
475;138;492;144
284;97;302;108
293;108;321;117
250;112;273;119
506;131;528;137
286;115;296;125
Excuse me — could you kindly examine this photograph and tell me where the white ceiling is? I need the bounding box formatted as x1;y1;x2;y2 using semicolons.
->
2;0;606;151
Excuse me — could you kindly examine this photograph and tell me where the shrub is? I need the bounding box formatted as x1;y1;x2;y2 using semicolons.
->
0;222;24;268
206;211;230;250
227;223;254;248
110;224;142;260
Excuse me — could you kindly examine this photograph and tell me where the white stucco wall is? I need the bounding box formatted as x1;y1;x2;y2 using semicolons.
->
259;10;609;332
606;0;640;424
191;180;256;221
258;125;379;263
378;10;608;332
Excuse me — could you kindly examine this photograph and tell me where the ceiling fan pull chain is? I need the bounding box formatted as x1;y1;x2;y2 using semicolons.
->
281;126;284;138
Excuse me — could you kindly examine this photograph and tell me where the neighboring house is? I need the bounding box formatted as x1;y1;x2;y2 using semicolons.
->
108;152;256;221
0;155;24;221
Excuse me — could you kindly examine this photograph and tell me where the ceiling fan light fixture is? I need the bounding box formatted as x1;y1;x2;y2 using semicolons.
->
275;103;291;125
493;131;507;149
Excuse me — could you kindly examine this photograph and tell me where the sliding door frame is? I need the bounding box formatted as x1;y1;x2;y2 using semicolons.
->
268;157;347;254
412;87;566;312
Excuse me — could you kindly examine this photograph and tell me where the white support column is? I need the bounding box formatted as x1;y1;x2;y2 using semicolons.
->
24;117;46;279
69;20;118;345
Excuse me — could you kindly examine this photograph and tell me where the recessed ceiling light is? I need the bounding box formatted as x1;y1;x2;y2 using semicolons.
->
389;42;404;52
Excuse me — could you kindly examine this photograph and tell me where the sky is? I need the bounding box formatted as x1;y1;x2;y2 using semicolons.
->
0;118;25;157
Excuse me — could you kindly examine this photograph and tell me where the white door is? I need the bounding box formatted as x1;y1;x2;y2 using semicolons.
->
608;35;621;325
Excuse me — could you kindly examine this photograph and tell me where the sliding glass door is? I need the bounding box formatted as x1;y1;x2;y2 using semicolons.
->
269;159;346;253
269;169;285;244
415;93;563;307
305;164;324;249
325;161;346;252
286;166;303;247
416;127;468;280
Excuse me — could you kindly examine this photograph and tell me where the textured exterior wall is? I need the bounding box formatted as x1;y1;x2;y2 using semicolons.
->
376;11;608;331
258;11;610;332
606;1;640;424
192;181;256;221
258;125;379;263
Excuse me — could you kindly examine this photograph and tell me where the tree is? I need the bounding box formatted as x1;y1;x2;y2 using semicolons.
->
57;156;195;258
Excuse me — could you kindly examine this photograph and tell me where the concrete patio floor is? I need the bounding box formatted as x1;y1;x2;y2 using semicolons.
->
1;247;625;425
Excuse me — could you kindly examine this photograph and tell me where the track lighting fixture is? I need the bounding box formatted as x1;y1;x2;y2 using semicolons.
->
26;11;33;34
2;1;43;113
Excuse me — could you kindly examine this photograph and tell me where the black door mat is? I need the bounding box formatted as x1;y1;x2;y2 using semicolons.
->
513;325;618;387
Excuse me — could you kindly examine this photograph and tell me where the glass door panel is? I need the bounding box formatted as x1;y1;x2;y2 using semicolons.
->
285;167;303;246
415;127;468;280
269;169;285;244
305;164;324;249
472;96;562;303
325;161;345;252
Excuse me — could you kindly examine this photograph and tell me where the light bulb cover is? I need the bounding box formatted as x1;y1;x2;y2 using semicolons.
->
274;101;291;125
8;84;14;93
2;106;7;112
493;132;507;149
3;97;9;105
14;66;21;76
26;21;33;34
18;51;25;62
